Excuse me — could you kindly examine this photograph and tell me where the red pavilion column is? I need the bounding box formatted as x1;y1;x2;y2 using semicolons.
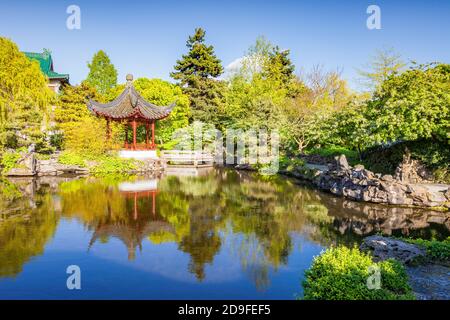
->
145;122;150;148
124;122;129;149
151;121;155;148
132;118;137;150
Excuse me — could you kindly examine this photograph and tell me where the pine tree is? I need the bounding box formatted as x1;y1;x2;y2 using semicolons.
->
269;47;295;86
85;50;118;95
171;28;224;123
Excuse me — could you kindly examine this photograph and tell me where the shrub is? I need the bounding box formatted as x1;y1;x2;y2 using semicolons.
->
58;151;87;167
362;139;450;182
302;246;414;300
403;237;450;262
90;156;138;175
1;149;23;174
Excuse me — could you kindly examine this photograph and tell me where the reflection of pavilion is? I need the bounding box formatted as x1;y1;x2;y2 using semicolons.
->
119;179;158;219
88;179;175;260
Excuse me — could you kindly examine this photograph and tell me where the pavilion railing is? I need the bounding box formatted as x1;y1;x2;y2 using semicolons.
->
123;142;157;150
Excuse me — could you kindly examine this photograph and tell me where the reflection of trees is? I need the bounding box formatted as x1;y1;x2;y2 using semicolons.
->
223;174;304;269
0;181;58;277
2;169;448;288
159;174;223;281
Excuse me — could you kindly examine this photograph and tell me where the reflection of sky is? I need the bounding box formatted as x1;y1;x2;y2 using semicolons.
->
0;219;323;299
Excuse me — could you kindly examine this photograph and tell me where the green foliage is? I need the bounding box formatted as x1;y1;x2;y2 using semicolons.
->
368;63;450;144
35;153;51;160
1;150;22;174
325;100;371;158
362;139;450;182
279;155;305;171
85;50;118;95
302;246;414;300
403;237;450;261
57;151;87;167
0;37;53;149
55;82;121;156
357;47;406;90
90;156;138;176
171;28;224;122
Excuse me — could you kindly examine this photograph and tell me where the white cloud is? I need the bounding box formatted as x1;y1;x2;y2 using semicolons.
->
220;56;246;80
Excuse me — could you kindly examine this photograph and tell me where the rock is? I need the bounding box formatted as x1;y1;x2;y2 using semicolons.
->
445;188;450;201
304;156;449;209
334;154;350;171
342;187;363;200
360;235;426;264
235;163;255;171
5;152;36;176
381;174;394;182
427;190;448;203
426;212;447;225
36;159;59;176
394;148;434;183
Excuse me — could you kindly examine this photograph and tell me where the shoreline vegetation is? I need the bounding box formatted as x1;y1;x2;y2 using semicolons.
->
301;236;449;300
2;148;450;211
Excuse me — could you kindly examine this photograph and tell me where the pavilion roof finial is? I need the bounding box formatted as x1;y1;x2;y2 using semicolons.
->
126;74;133;86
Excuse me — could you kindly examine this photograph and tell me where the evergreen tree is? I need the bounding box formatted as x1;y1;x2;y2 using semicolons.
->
269;48;295;84
85;50;118;95
171;28;224;123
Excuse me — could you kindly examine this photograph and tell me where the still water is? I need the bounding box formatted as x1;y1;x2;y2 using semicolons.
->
0;168;448;299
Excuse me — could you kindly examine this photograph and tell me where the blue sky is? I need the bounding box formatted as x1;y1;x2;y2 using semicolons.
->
0;0;449;90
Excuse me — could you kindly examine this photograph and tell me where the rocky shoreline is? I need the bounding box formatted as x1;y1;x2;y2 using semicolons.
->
275;155;450;211
360;236;449;300
5;151;450;211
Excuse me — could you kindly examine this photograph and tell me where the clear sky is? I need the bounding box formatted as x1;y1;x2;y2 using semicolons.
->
0;0;449;90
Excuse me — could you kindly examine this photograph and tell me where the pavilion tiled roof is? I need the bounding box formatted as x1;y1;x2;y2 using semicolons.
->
23;51;70;81
87;76;175;121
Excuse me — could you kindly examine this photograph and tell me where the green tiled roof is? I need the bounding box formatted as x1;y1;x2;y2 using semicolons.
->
24;51;69;81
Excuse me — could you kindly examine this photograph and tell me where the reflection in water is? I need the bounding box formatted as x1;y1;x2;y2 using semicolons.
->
0;169;449;295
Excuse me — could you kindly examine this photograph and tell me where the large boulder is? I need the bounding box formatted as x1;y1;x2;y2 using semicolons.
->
36;159;58;176
360;235;426;264
334;154;350;171
394;149;434;183
445;188;450;201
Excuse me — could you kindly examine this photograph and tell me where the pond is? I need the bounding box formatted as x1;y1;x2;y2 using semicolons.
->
0;168;448;299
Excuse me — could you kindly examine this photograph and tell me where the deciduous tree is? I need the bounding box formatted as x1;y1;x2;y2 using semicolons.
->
0;37;52;149
85;50;118;95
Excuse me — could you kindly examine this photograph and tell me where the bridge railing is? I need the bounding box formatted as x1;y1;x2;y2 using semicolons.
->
160;150;214;167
